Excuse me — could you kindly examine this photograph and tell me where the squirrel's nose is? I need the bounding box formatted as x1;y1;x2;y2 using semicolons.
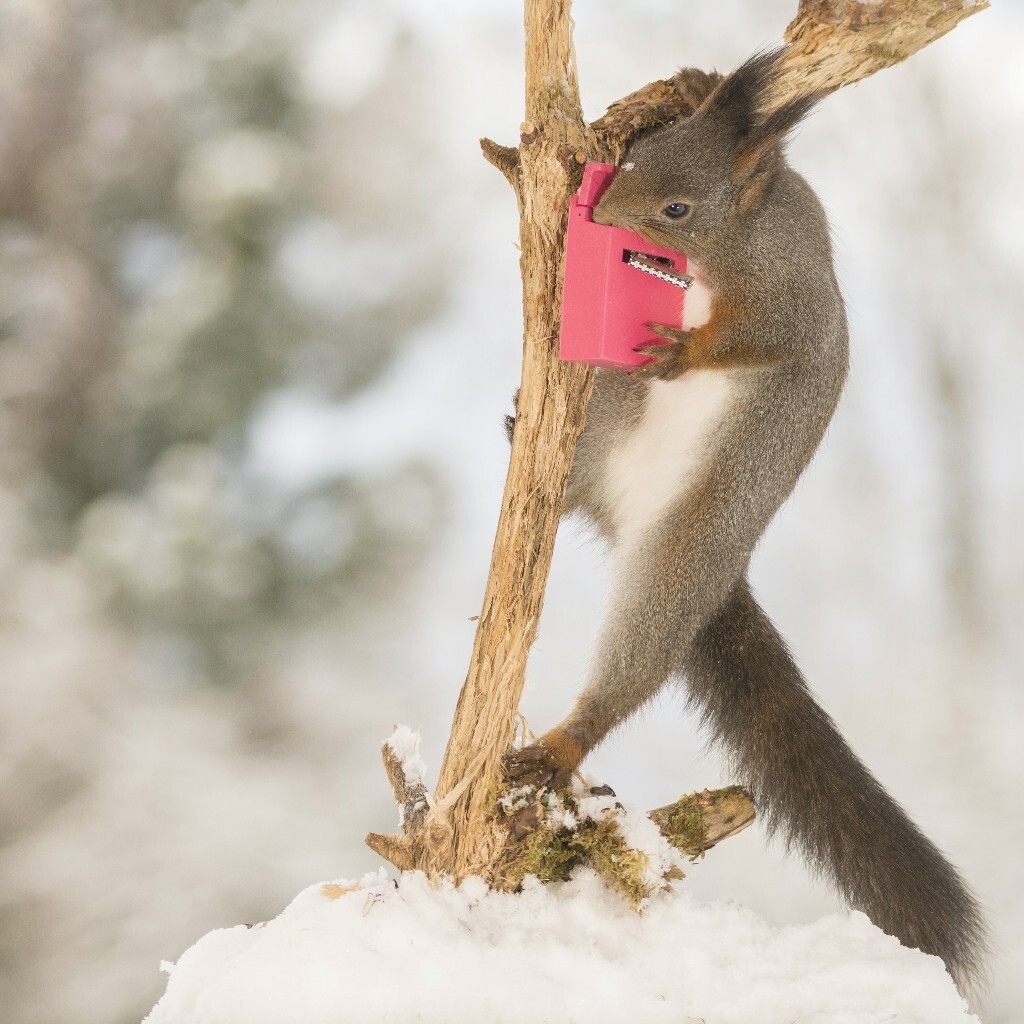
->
591;202;615;227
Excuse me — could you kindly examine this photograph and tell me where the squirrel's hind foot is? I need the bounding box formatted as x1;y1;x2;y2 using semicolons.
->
504;726;585;791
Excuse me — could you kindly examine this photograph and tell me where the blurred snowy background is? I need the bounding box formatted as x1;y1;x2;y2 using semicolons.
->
0;1;1020;1021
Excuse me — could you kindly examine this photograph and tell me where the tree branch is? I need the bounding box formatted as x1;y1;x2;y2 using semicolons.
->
592;1;988;162
771;0;989;112
649;787;757;858
410;0;593;885
480;138;522;192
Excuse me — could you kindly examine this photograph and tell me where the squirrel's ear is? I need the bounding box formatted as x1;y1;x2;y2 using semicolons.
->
733;94;820;181
700;49;821;184
698;50;782;143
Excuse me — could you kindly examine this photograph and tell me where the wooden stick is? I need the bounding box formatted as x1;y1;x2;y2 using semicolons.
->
423;0;593;883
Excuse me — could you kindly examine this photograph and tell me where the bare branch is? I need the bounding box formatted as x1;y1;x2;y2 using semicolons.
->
480;138;522;191
590;68;721;164
594;1;988;162
649;787;757;858
769;0;989;111
428;0;592;884
364;831;416;872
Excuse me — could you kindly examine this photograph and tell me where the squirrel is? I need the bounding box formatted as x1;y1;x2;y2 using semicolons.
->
503;51;987;994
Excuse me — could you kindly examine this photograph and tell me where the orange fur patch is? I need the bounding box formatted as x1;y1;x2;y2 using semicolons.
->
538;726;586;772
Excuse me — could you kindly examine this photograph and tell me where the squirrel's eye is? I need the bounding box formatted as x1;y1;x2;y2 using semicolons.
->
663;202;691;219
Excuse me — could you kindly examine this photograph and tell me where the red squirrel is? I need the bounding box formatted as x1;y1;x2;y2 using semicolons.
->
504;51;987;993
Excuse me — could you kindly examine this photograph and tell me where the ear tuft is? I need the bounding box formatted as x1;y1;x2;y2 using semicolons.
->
700;48;822;179
698;49;785;140
737;92;821;168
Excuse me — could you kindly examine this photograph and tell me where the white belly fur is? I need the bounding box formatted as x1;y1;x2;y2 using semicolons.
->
681;269;712;332
603;370;734;546
603;266;732;546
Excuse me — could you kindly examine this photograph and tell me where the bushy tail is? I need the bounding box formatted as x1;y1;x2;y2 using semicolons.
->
683;577;987;994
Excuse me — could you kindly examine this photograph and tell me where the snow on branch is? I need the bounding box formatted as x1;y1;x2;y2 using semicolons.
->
366;728;432;871
369;727;756;902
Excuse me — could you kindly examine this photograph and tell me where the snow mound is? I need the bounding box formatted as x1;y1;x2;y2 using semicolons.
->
144;868;977;1024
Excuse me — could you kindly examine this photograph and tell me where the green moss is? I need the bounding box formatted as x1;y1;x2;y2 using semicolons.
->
497;784;753;905
648;789;713;856
579;817;654;907
499;790;658;909
518;822;576;883
658;809;707;852
866;43;909;67
649;785;753;859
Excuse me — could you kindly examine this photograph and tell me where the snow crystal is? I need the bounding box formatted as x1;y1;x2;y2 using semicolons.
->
531;790;574;831
497;784;533;812
145;868;978;1024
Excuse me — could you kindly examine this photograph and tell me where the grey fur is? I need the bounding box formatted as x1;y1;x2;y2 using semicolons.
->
507;52;988;993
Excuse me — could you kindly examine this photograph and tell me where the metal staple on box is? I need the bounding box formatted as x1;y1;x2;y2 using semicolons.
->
626;252;693;290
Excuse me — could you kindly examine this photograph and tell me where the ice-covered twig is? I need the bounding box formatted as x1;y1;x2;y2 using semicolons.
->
382;726;430;832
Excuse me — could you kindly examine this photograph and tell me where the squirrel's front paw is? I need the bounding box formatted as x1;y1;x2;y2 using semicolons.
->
634;324;693;380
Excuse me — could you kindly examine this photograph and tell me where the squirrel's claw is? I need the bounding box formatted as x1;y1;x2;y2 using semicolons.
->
645;322;689;343
634;324;693;380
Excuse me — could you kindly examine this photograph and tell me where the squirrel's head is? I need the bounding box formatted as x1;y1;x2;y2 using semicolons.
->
593;50;820;268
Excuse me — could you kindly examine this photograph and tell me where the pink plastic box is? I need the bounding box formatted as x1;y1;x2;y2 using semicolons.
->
559;163;690;371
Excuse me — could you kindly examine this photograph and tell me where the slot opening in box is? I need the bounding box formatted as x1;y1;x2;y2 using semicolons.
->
622;249;674;267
